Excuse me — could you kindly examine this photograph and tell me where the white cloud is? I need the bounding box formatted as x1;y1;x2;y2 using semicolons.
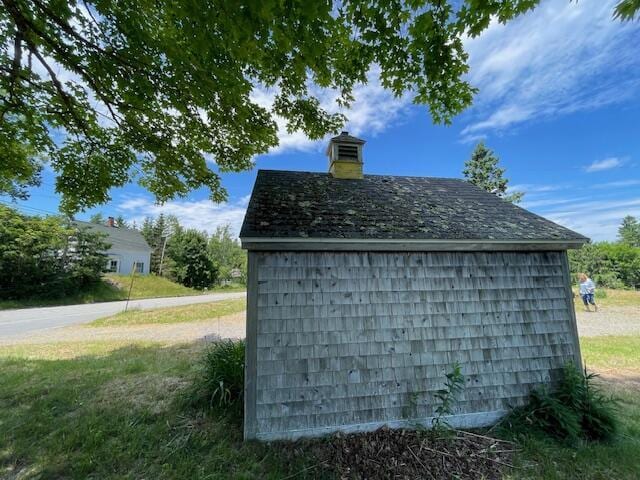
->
543;198;640;241
585;157;623;172
251;68;412;155
515;183;640;240
462;0;640;137
499;177;640;241
592;179;640;188
117;195;250;237
508;183;568;194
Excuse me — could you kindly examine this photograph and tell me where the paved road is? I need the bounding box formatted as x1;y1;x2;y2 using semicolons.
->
0;292;246;341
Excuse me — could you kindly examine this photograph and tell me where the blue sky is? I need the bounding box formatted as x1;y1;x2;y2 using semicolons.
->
8;0;640;241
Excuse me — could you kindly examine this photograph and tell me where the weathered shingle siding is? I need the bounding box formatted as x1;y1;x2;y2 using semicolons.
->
247;250;580;440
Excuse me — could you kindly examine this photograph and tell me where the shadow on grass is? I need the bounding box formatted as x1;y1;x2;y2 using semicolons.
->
0;342;315;480
0;280;125;310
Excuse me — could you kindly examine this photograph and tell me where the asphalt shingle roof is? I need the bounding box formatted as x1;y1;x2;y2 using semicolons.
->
74;221;152;251
240;170;588;242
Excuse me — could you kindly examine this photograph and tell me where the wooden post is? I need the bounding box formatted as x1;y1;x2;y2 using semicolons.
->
561;251;583;368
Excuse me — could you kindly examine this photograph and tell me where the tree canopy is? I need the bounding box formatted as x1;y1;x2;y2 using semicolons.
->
1;1;636;213
462;142;523;203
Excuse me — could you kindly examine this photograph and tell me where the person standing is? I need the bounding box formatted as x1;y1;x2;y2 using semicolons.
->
578;273;598;312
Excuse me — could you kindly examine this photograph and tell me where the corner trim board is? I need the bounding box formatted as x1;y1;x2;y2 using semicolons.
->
561;250;584;369
243;251;259;440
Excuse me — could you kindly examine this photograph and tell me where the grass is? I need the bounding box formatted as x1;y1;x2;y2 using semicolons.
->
90;298;246;327
1;323;638;478
105;273;201;298
0;281;125;310
1;334;638;479
0;341;312;479
0;274;246;310
581;336;640;372
505;386;640;480
503;334;640;479
572;288;640;308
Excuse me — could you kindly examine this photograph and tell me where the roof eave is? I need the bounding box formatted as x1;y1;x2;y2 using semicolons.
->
240;237;589;252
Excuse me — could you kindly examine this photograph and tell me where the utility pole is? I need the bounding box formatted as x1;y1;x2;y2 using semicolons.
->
158;227;172;276
124;264;136;312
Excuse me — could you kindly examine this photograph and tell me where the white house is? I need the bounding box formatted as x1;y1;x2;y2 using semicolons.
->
76;217;152;275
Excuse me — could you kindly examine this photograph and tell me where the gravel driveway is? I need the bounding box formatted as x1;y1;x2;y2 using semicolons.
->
576;306;640;337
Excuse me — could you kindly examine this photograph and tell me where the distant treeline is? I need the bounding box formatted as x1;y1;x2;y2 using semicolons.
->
138;214;246;289
568;215;640;289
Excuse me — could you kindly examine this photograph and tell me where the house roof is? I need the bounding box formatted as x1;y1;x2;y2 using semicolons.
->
74;221;152;251
240;170;589;247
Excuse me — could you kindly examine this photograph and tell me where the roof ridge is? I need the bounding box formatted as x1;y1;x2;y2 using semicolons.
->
256;169;468;182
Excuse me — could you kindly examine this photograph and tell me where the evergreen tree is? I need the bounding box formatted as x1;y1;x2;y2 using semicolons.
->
114;215;129;228
463;142;523;203
89;213;105;224
140;214;182;275
618;215;640;247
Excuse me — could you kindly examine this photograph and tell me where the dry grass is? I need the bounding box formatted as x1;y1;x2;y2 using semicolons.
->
0;340;156;360
90;298;247;327
573;288;640;308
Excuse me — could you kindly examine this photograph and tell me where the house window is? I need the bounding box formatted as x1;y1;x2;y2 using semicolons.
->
107;259;119;272
134;262;144;273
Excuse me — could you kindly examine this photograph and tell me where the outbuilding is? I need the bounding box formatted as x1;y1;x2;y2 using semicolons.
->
239;132;588;441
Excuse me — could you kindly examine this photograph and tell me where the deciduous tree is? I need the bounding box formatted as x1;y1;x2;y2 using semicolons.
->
1;0;551;212
166;228;217;289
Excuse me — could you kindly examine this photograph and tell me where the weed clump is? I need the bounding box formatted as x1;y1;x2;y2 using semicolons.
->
186;339;245;418
501;362;618;443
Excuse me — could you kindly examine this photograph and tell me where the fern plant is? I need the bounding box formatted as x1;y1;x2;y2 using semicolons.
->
501;362;618;443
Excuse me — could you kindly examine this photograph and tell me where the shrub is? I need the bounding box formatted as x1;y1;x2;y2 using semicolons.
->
501;363;618;443
569;241;640;289
188;339;245;417
0;206;108;300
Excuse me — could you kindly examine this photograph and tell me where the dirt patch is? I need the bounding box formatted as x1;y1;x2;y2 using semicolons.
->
97;374;189;414
597;370;640;390
283;427;515;480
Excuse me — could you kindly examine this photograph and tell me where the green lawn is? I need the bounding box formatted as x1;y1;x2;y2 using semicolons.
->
0;274;245;310
502;336;640;480
0;341;308;479
1;334;639;479
581;335;640;371
90;298;247;327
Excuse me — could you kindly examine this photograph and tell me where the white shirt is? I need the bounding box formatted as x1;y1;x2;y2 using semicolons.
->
579;278;595;295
